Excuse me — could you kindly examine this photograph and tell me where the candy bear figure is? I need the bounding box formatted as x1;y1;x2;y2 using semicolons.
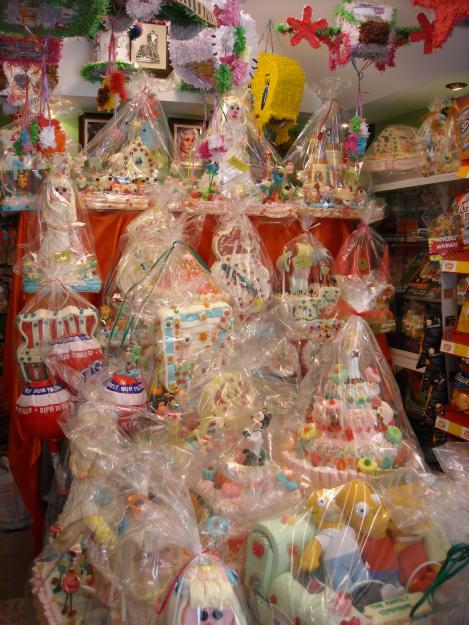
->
298;489;369;592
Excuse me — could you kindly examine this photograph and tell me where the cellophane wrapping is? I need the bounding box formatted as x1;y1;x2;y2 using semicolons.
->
363;124;423;185
280;315;424;491
15;169;101;293
16;281;100;384
275;229;343;362
210;210;274;322
334;219;395;334
0;113;72;213
100;207;204;347
76;76;179;211
244;469;456;625
285;77;370;219
108;240;234;406
417;99;459;176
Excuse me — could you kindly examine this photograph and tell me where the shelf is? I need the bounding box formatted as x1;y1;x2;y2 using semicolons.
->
435;407;469;441
390;348;424;372
440;329;469;358
441;253;469;274
373;172;461;193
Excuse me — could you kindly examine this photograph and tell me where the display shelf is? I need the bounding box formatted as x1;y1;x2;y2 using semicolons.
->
440;328;469;358
441;253;469;274
373;172;461;193
435;407;469;441
390;347;424;372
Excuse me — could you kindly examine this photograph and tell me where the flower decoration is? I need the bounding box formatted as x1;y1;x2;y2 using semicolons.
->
213;0;241;27
329;31;351;70
0;0;107;38
126;0;163;21
198;133;227;161
344;115;369;163
12;116;65;157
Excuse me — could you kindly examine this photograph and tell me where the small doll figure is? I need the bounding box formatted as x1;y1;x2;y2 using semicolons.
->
242;409;271;466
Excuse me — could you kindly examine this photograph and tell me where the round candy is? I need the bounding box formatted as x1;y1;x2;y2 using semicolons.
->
104;374;147;411
300;424;319;441
385;425;403;444
357;457;378;475
16;380;71;440
49;333;103;383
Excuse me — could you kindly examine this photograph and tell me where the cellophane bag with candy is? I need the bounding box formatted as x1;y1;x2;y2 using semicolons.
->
100;207;204;346
15;169;101;293
417;98;459;176
244;469;454;625
109;240;234;408
363;124;423;185
76;75;179;211
210;208;274;322
334;215;395;334
275;229;343;362
280;315;424;491
285;76;371;220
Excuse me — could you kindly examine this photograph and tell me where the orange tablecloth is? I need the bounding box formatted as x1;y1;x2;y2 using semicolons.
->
5;211;389;552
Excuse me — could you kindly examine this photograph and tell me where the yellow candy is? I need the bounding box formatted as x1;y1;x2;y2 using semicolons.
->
300;424;320;441
357;457;378;475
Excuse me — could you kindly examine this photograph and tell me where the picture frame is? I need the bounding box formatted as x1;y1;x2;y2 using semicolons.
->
79;112;113;149
129;21;172;78
169;118;204;166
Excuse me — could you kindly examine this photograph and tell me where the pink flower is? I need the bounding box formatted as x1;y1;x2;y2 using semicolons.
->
198;140;211;160
198;133;227;161
213;0;241;27
220;54;248;86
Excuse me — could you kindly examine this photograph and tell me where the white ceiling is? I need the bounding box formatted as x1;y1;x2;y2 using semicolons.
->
244;0;469;122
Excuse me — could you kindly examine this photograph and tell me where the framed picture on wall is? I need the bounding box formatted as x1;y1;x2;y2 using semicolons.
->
169;118;204;166
79;112;113;149
129;21;172;78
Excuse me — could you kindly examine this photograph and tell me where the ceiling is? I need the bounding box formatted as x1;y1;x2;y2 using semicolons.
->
243;0;469;122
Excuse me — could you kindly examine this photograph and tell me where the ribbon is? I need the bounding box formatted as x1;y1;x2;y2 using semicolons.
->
410;543;469;618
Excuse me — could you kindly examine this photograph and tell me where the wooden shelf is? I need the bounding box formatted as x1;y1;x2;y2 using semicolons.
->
373;172;461;193
390;348;424;372
435;407;469;441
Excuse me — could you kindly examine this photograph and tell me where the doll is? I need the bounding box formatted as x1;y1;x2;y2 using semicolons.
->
242;409;271;466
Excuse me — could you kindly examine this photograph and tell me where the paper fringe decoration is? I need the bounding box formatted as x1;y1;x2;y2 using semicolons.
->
0;35;62;66
412;0;469;52
126;0;163;20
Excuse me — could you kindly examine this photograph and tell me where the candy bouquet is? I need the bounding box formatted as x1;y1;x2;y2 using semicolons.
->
100;208;203;346
275;229;343;368
281;316;424;490
77;76;179;211
334;215;395;334
285;77;376;219
15;168;101;293
185;90;299;218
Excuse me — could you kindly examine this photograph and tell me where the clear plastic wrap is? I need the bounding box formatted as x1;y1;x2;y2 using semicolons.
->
281;316;424;490
402;302;426;339
15;169;101;293
285;77;371;219
275;229;343;356
363;124;423;185
210;210;274;321
334;221;395;334
417;99;459;176
244;473;452;625
16;281;100;383
77;76;179;211
100;209;204;345
0;113;69;213
186;90;299;218
108;240;234;406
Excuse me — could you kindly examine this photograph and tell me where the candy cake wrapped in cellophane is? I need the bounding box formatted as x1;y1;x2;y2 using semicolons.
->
275;230;343;363
15;169;101;293
185;90;299;218
417;98;459;176
210;210;274;322
285;77;371;219
0;112;71;213
334;218;395;334
280;316;424;490
76;77;179;211
244;469;454;625
108;240;234;406
100;208;204;347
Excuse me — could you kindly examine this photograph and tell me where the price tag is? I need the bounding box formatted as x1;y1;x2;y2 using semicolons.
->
441;341;455;354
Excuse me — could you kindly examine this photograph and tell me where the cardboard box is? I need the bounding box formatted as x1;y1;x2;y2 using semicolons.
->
0;529;34;599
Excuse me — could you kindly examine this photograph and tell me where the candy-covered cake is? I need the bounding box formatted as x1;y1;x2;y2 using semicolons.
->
363;125;423;182
282;316;420;489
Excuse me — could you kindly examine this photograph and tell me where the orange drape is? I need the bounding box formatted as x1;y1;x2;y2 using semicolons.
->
6;211;388;552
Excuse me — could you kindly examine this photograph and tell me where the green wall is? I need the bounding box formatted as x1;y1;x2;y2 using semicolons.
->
375;108;426;135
